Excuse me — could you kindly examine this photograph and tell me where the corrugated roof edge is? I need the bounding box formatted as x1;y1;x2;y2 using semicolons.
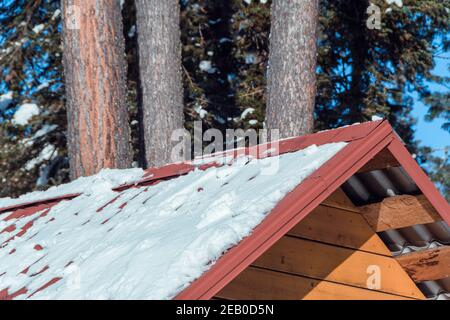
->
175;120;449;300
0;121;384;214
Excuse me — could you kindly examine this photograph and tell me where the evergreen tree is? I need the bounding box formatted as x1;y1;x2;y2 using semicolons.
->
0;0;68;197
0;0;448;199
62;0;132;178
265;0;318;138
135;0;185;167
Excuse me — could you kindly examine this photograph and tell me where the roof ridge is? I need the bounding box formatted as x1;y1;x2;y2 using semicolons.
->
0;120;384;213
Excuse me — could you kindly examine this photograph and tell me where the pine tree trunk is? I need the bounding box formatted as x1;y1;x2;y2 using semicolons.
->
62;0;132;179
135;0;184;168
266;0;319;138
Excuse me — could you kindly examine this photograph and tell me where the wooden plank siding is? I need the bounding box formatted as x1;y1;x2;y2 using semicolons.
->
359;194;442;232
289;205;391;256
396;246;450;282
357;148;400;173
252;237;423;299
321;188;359;213
215;188;426;300
216;267;416;300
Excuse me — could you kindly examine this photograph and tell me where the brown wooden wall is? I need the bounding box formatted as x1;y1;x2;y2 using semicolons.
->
215;189;425;300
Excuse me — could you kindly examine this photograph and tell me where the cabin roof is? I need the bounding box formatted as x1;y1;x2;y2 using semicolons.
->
0;120;448;300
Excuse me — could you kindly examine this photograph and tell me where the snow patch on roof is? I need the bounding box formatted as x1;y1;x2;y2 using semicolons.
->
0;142;346;299
0;168;144;210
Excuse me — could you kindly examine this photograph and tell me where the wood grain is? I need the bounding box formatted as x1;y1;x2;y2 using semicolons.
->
358;148;400;173
322;188;359;212
216;267;415;300
359;194;442;232
288;205;391;256
252;237;424;299
396;246;450;282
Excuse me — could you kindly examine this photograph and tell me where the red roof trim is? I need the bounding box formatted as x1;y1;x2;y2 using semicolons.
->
115;121;384;191
0;194;80;215
175;121;394;299
387;138;450;224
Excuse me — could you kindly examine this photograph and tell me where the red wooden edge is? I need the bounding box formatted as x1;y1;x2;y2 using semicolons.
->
0;193;81;215
387;138;450;224
175;121;394;300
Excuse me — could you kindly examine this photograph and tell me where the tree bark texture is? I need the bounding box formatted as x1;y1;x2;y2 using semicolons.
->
135;0;184;168
266;0;319;138
62;0;132;179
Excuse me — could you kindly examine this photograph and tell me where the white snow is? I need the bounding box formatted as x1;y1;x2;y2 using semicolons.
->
240;107;255;119
36;82;49;92
245;53;256;64
12;103;40;125
385;0;403;7
194;105;208;119
128;25;136;38
25;144;56;171
371;115;384;121
199;60;216;74
0;168;144;210
0;142;346;300
32;24;45;34
52;9;61;20
0;92;13;111
248;119;258;125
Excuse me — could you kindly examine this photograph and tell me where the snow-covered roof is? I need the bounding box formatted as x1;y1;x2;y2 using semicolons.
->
3;120;447;300
0;137;346;299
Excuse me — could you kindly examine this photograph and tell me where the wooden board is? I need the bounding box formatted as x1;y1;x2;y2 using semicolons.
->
396;246;450;282
359;194;442;232
322;188;359;212
252;237;424;299
288;205;391;256
358;148;400;173
216;267;414;300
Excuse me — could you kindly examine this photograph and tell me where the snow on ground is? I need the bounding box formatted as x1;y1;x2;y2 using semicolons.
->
12;103;40;125
0;142;346;299
0;168;144;210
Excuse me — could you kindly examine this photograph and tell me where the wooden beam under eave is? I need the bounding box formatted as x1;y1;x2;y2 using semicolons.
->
396;246;450;282
359;194;442;232
358;148;400;173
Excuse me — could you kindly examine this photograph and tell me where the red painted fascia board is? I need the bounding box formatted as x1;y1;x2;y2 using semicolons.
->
0;193;80;215
175;121;394;300
387;138;450;224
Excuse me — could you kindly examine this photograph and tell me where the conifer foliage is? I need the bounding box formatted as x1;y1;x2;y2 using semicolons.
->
0;0;448;199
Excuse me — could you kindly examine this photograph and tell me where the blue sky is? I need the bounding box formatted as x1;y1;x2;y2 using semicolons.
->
412;55;449;154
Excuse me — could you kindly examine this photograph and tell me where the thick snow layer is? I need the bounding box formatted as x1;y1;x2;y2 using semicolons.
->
0;168;144;210
12;103;40;125
0;142;346;299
